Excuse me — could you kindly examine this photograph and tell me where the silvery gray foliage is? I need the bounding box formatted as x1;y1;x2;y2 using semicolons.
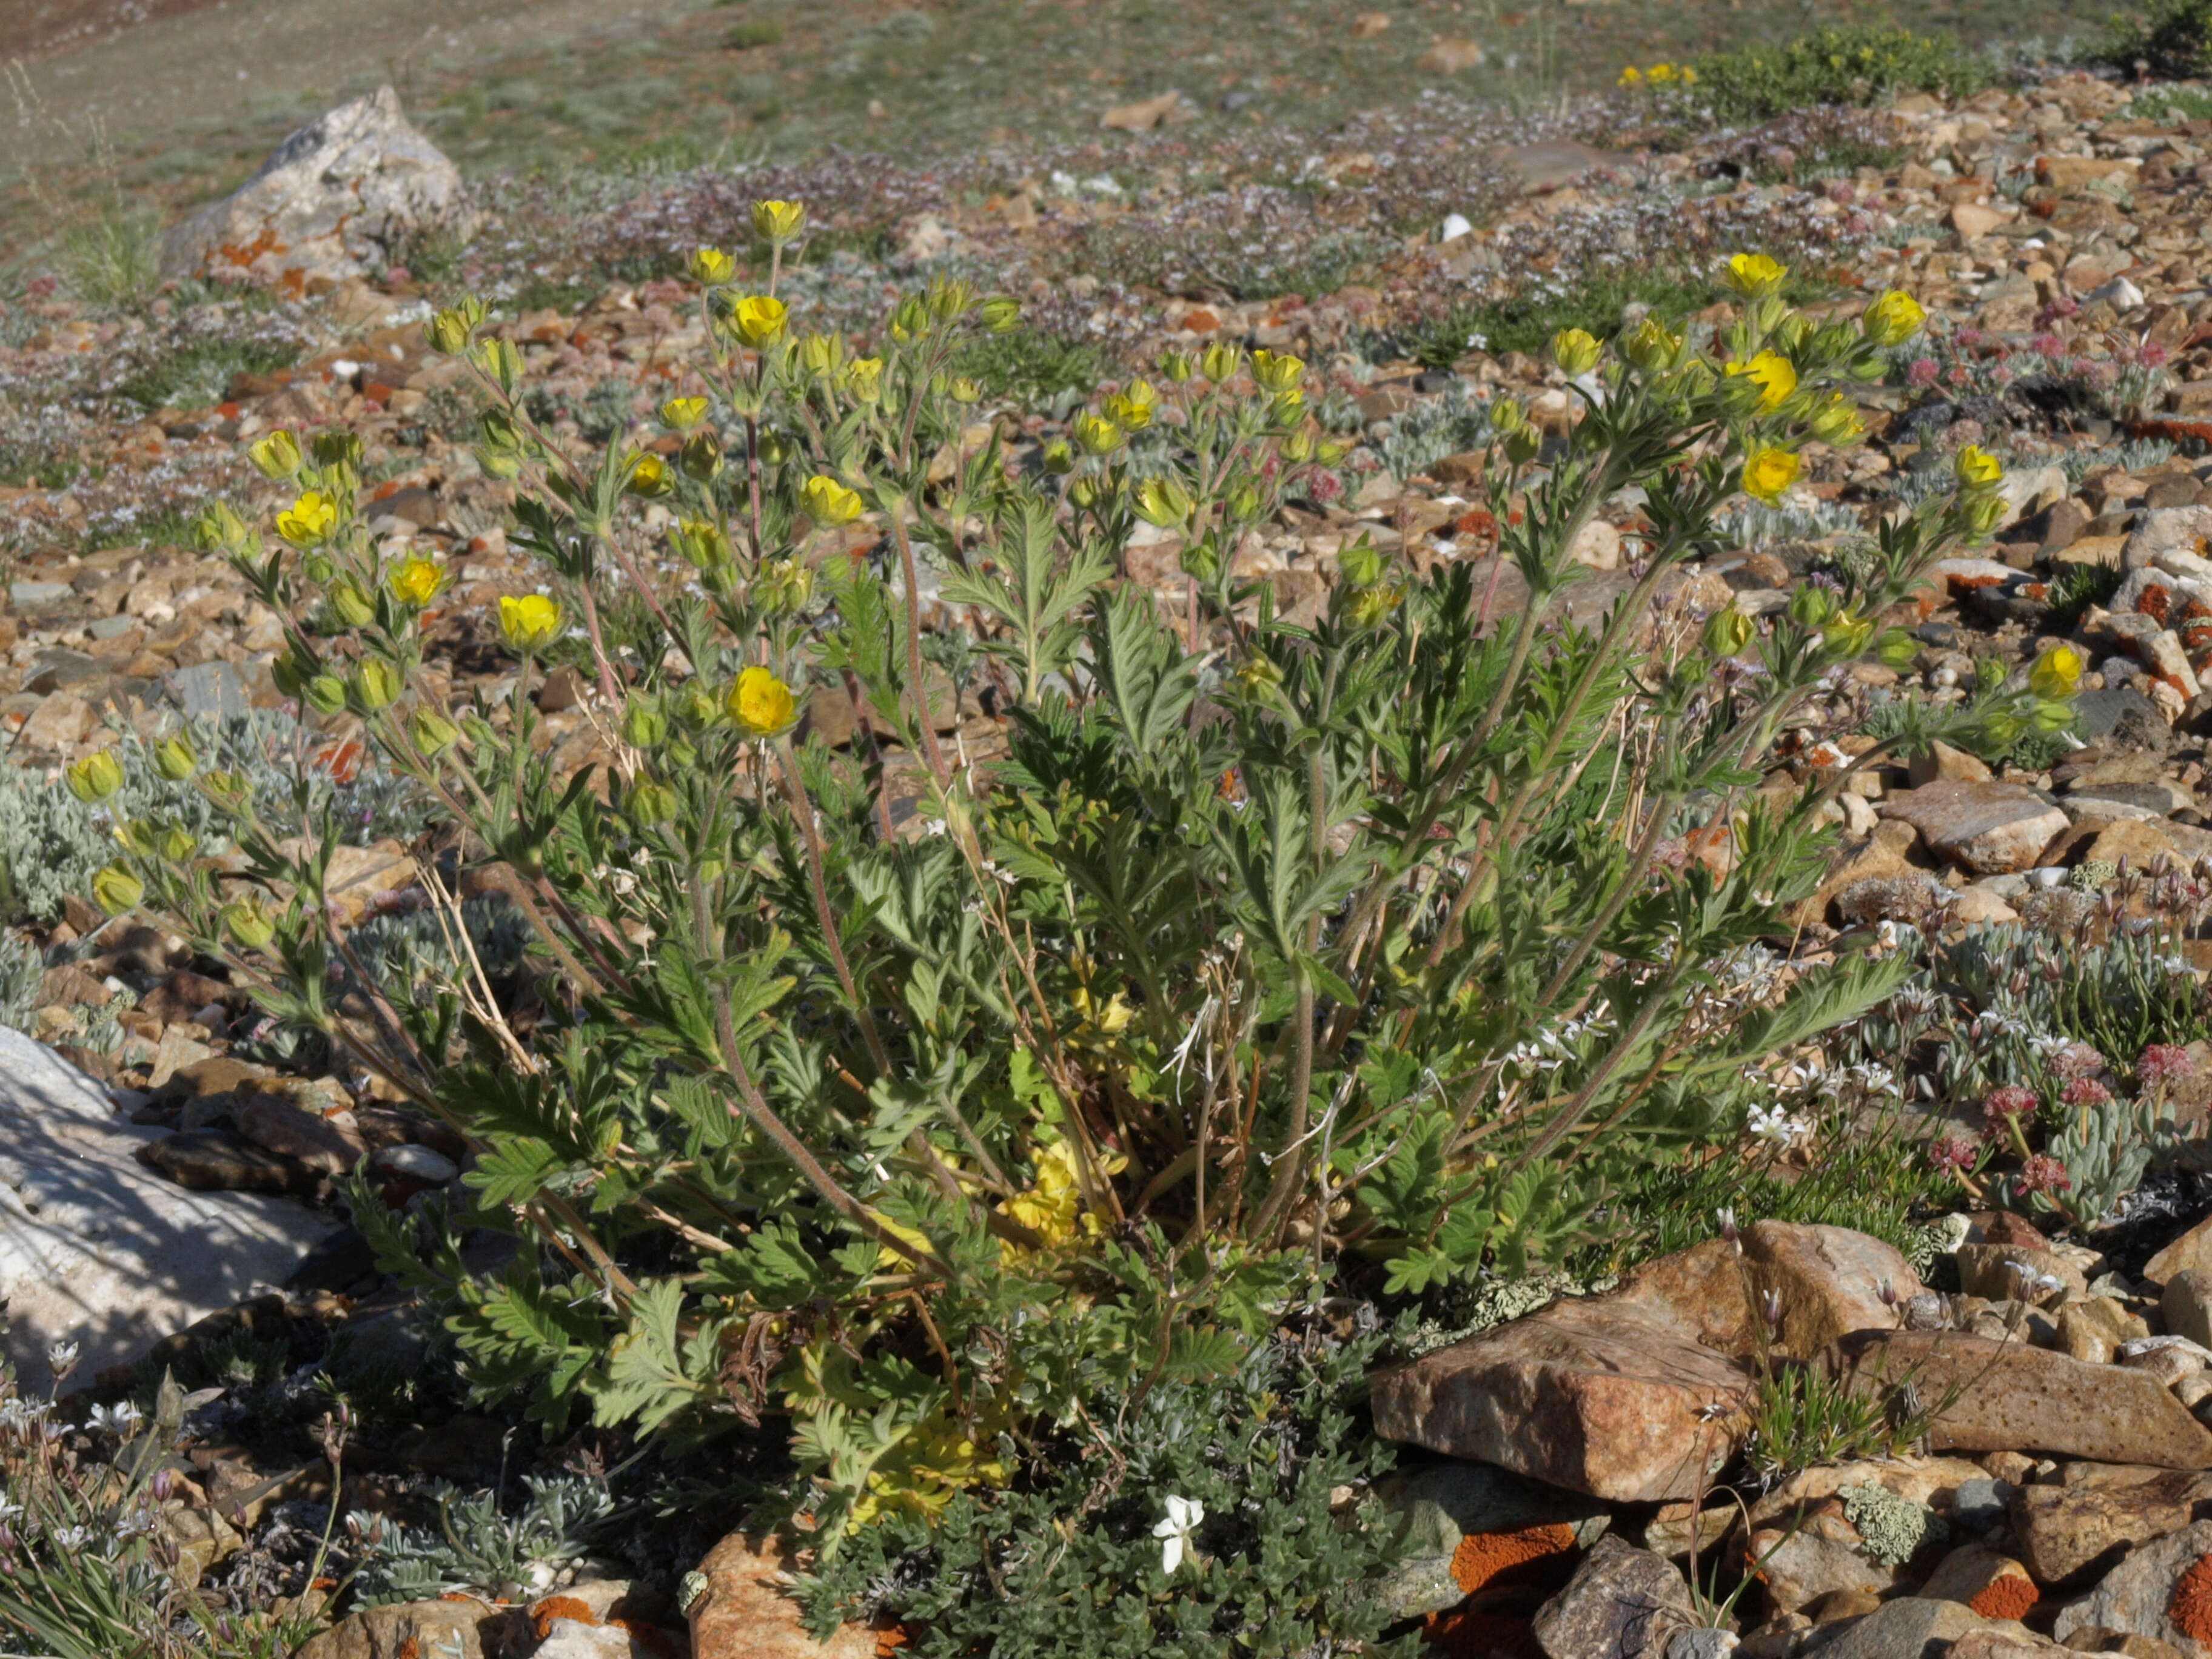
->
346;1474;619;1606
0;709;432;923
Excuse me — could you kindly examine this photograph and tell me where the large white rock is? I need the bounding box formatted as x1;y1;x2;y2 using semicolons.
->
0;1027;340;1387
161;86;469;288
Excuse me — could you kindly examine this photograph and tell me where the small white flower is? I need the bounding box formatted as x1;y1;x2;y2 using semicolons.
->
1153;1494;1205;1575
46;1341;78;1376
88;1402;141;1438
50;1525;90;1550
920;817;948;837
1746;1104;1811;1148
113;1507;159;1538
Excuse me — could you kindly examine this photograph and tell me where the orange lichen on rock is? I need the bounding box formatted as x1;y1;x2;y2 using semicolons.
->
532;1597;599;1640
1450;1524;1578;1595
2170;1552;2212;1642
1966;1575;2038;1622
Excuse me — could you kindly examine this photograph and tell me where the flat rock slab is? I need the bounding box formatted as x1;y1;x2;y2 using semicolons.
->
2011;1465;2212;1585
1375;1224;1923;1503
1826;1330;2212;1470
1371;1295;1748;1502
1812;1598;2018;1659
1878;780;2070;876
0;1027;340;1385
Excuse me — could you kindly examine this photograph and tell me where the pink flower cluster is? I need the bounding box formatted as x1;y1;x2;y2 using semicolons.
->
2139;1045;2197;1087
2061;1076;2113;1109
1982;1085;2039;1138
1928;1134;1979;1176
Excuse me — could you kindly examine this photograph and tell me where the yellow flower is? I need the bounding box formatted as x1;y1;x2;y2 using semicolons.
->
498;593;564;652
801;474;864;526
276;490;338;546
1201;341;1242;383
1955;444;2004;490
1741;446;1801;504
729;665;797;737
1723;252;1788;298
1000;1140;1085;1247
1649;62;1677;82
1104;379;1158;431
1725;349;1798;411
1622;316;1682;374
672;518;732;568
1073;413;1125;455
689;247;736;286
66;751;123;804
994;1138;1129;1262
843;356;884;403
660;396;709;431
2030;643;2083;699
1681;64;1698;84
1861;289;1926;347
730;294;788;349
1618;65;1644;85
248;429;301;481
92;864;143;916
628;453;674;497
1251;349;1304;392
389;556;448;608
868;1212;939;1273
752;198;806;244
221;897;276;950
1551;327;1602;377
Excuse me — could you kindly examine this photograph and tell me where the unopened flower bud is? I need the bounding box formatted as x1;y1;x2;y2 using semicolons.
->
67;751;124;804
411;708;461;756
1550;327;1601;377
153;736;198;782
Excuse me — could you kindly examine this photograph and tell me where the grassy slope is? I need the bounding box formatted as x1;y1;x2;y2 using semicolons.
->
4;0;2089;260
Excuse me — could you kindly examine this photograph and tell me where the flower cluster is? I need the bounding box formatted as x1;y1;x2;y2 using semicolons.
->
1618;61;1700;87
1981;1085;2039;1138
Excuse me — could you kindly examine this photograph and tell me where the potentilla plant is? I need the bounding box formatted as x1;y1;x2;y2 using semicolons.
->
88;220;2055;1545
